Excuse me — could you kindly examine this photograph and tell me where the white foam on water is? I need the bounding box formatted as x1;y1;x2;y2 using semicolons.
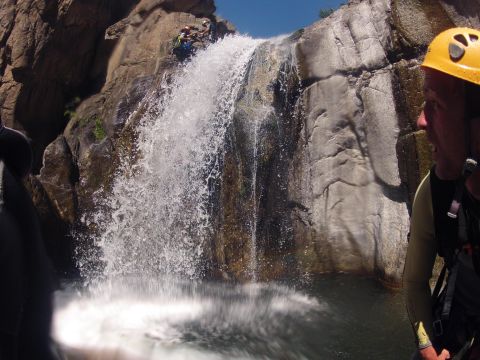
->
53;278;325;359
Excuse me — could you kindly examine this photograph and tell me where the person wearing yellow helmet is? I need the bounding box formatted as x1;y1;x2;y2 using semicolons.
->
404;28;480;360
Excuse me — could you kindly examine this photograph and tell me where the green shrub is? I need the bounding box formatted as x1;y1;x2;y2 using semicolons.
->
63;96;81;120
64;109;76;120
93;117;106;141
319;3;346;19
319;8;335;18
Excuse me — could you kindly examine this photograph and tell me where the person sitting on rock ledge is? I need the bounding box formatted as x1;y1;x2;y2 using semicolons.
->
403;27;480;360
0;118;58;359
172;25;201;60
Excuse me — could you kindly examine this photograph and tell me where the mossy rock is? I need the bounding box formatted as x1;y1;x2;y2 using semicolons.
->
391;0;455;50
415;130;433;179
397;130;433;206
393;60;424;133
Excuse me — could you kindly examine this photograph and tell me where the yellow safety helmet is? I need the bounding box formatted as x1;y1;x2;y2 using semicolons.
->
422;27;480;85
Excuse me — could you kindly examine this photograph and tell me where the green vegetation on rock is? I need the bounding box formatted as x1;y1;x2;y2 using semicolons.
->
63;96;81;121
319;8;335;19
93;117;106;141
319;3;345;19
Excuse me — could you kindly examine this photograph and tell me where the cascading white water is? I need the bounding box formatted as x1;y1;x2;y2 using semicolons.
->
81;36;261;280
53;35;413;360
250;118;259;281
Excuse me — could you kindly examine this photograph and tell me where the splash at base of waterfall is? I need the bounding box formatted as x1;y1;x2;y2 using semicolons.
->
54;277;322;360
53;275;412;360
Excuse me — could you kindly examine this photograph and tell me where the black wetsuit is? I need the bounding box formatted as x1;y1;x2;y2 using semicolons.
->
0;126;57;359
404;172;480;358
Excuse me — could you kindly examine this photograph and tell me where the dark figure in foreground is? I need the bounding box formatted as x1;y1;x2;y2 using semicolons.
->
0;120;57;359
404;28;480;360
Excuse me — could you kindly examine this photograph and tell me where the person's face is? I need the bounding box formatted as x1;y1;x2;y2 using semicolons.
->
417;68;466;180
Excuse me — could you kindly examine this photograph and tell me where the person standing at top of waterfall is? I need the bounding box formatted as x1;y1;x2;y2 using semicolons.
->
200;19;217;43
403;27;480;360
0;118;58;360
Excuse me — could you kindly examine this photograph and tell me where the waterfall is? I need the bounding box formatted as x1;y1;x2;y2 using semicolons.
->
242;49;270;282
53;35;412;360
223;37;300;280
57;42;327;356
80;35;262;281
250;118;259;281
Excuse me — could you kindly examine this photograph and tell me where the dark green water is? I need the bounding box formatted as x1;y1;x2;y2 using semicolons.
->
302;275;413;359
53;274;414;359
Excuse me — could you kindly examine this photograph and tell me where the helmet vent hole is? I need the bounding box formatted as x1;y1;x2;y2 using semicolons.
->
469;34;479;42
454;34;469;46
449;42;465;61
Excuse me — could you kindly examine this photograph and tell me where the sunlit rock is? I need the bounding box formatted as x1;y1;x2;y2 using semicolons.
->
293;0;409;283
296;0;390;81
3;0;478;283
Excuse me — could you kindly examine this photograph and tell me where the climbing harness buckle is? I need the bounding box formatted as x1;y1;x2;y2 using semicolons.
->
448;200;461;219
447;158;478;219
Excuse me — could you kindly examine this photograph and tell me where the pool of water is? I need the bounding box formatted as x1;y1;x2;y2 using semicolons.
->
53;274;414;359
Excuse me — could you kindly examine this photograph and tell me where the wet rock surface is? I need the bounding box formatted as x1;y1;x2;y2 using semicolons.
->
0;0;220;272
1;0;477;282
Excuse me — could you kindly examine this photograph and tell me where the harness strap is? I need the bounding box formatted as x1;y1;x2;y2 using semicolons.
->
432;263;447;301
451;332;476;360
448;158;478;218
441;259;459;322
432;258;460;337
450;95;477;218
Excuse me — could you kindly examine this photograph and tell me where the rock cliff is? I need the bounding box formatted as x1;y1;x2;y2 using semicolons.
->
0;0;221;272
211;0;480;284
1;0;478;283
288;0;480;283
291;0;408;283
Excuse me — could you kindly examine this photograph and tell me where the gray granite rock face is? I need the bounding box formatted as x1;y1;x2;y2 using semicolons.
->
297;0;391;81
362;71;402;187
293;0;410;283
